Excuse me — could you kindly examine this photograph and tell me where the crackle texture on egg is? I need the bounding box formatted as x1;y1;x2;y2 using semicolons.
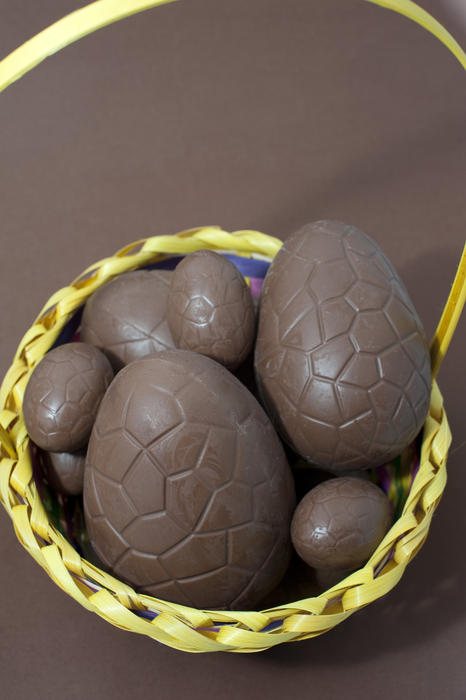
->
81;270;175;371
84;350;295;610
23;342;113;453
255;220;431;471
291;477;392;571
167;250;255;371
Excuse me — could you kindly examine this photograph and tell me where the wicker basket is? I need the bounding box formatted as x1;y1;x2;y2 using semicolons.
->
0;1;465;654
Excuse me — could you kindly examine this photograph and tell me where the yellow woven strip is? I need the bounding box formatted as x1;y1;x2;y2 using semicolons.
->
263;593;328;617
429;381;445;424
87;589;211;652
29;481;51;540
11;505;47;568
369;512;419;555
0;459;18;514
283;609;353;634
430;244;466;379
10;423;28;454
0;363;28;409
403;464;435;513
0;410;17;431
138;597;214;629
13;324;50;360
421;461;447;509
191;229;282;257
153;613;235;652
364;0;466;70
9;448;33;499
0;425;16;459
431;417;452;467
80;562;144;609
341;560;407;609
201;610;271;632
0;0;176;94
41;544;97;611
48;529;84;576
394;518;432;561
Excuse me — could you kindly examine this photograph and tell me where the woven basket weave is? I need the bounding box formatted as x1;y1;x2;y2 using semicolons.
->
0;1;465;653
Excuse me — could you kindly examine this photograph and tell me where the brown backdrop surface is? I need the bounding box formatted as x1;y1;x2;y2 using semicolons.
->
0;1;465;698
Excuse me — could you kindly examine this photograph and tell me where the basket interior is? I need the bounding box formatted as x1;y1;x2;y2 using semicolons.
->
32;252;421;619
0;231;451;652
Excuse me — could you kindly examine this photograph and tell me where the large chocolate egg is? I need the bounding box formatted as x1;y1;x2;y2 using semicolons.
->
167;250;255;370
23;342;113;452
255;220;431;471
84;350;295;609
81;270;175;371
291;477;392;571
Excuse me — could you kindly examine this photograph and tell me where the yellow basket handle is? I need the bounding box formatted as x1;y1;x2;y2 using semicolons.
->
1;0;465;94
430;244;466;379
0;0;464;374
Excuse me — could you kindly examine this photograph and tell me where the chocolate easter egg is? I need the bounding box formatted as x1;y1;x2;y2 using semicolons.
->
167;250;255;370
42;449;86;496
84;350;295;610
81;269;175;371
23;342;113;452
255;220;431;471
291;477;392;571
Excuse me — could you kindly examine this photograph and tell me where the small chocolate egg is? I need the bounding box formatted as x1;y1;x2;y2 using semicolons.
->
42;449;86;496
167;250;255;370
291;477;392;571
80;270;175;371
84;349;295;610
255;220;431;471
23;342;113;452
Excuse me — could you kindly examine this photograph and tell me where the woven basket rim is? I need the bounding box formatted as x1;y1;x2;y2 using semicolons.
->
0;227;454;653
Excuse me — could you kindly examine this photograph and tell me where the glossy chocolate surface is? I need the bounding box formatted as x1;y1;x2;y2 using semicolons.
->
42;449;86;496
255;220;431;471
23;342;113;452
167;250;255;370
291;477;392;571
84;350;295;609
81;269;175;371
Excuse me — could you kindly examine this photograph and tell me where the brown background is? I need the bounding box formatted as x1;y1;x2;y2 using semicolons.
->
0;1;465;697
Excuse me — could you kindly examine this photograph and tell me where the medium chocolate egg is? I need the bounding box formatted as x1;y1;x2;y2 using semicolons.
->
291;477;392;571
255;220;431;471
167;250;255;370
23;342;113;452
84;350;295;610
42;449;86;496
81;269;175;371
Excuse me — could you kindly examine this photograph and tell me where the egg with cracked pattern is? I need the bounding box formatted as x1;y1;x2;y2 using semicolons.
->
167;250;256;371
80;269;175;371
83;350;296;610
254;220;431;471
23;342;113;452
291;477;392;571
